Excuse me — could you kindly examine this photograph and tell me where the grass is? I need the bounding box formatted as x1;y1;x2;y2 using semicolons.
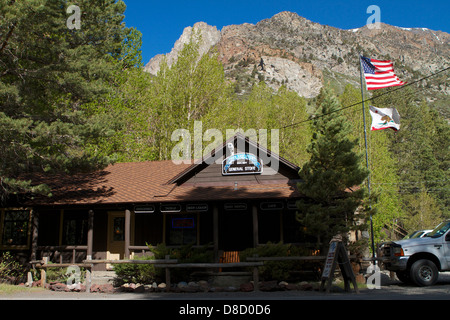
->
0;283;44;295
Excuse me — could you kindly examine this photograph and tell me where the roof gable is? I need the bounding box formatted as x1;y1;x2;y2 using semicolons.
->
168;133;300;186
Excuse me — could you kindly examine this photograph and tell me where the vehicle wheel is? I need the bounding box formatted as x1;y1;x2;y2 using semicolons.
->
396;270;412;284
410;259;438;286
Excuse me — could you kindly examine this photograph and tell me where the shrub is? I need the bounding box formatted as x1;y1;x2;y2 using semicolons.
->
149;243;214;283
240;242;321;282
113;243;214;285
113;255;158;285
45;264;85;284
0;252;26;284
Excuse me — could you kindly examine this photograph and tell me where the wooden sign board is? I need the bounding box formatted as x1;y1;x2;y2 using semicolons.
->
320;239;359;294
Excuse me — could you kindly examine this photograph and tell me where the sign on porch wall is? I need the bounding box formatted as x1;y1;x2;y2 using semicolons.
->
160;204;182;213
186;204;208;212
260;202;284;211
134;205;156;214
224;203;247;211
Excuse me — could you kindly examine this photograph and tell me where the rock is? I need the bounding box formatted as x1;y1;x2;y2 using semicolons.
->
49;282;67;292
285;284;299;291
134;285;145;293
198;280;209;292
143;11;449;103
66;282;82;292
177;281;188;289
181;286;198;293
32;280;41;287
188;281;200;288
157;283;166;290
91;283;114;293
144;22;221;75
298;281;313;291
260;281;279;292
240;282;254;292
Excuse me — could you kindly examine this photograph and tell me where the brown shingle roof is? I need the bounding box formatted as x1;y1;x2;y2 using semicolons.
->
28;160;301;206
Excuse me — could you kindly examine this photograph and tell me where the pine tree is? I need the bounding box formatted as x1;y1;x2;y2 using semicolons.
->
0;0;139;202
296;88;369;249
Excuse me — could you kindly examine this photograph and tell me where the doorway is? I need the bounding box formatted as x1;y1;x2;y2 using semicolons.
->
219;205;253;251
107;212;129;268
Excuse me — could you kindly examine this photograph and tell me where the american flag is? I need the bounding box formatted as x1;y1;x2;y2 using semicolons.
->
361;56;406;90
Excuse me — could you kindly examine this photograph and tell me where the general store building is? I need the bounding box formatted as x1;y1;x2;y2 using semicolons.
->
0;134;312;270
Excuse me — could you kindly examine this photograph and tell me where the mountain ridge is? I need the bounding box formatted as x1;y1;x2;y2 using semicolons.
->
144;11;449;114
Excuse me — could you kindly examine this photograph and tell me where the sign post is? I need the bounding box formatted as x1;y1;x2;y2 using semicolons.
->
320;236;359;294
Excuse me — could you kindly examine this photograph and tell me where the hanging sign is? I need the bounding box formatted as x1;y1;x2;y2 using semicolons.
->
224;203;247;211
222;153;263;175
160;204;182;213
134;205;156;214
260;202;284;211
287;201;298;210
186;204;209;212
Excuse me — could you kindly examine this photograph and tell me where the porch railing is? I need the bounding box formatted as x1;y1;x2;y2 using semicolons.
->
35;245;88;264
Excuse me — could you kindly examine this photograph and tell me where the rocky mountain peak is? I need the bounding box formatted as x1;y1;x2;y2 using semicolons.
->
144;12;449;111
144;21;221;75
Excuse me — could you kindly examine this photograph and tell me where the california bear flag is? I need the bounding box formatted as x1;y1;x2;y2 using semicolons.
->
369;106;400;131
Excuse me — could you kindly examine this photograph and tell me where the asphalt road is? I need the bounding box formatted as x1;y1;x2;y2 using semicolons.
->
2;272;450;301
1;273;448;319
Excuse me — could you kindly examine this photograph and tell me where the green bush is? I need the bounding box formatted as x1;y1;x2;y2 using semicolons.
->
113;255;157;285
45;264;85;284
113;243;214;285
240;242;321;282
0;252;26;284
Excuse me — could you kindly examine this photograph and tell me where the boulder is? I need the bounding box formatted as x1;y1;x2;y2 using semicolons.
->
49;282;67;292
90;283;114;293
240;282;254;292
260;281;279;292
298;281;313;291
157;283;167;290
133;285;146;293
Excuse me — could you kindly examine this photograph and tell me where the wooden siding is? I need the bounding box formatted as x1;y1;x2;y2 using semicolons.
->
182;163;299;186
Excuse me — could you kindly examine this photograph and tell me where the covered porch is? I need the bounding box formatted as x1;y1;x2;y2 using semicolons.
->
29;197;311;271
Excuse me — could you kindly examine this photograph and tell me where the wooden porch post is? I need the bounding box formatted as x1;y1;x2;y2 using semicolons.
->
124;209;131;259
87;210;94;260
213;205;219;262
31;210;39;261
252;204;259;248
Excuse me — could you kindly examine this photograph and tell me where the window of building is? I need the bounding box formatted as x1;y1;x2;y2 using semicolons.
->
62;211;88;245
166;214;197;246
112;217;125;242
1;210;30;247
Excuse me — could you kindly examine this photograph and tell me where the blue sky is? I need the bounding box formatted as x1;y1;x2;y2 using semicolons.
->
122;0;450;64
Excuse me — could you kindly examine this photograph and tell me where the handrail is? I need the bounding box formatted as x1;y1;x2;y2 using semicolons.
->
246;255;357;261
83;259;178;264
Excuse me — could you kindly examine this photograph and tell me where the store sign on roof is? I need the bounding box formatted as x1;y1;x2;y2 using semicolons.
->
222;153;263;176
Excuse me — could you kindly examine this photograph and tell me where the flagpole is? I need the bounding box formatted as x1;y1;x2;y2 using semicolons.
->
359;55;376;263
